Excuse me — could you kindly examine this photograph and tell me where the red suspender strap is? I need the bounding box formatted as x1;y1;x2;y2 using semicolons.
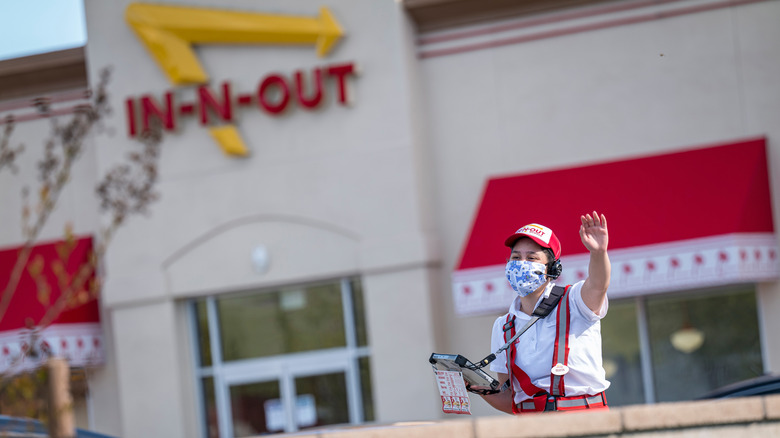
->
504;314;544;414
549;285;572;397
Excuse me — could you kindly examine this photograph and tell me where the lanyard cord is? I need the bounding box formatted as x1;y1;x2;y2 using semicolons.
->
471;285;566;370
471;316;540;369
495;316;540;356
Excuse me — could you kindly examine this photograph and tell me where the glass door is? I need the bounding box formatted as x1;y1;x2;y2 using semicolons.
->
192;278;373;438
293;372;349;430
229;379;281;436
222;351;359;437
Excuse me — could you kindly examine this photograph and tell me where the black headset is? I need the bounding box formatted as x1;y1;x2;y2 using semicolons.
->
547;259;563;279
540;247;562;279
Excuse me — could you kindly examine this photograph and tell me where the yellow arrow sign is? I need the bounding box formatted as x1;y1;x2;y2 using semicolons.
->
125;3;346;158
125;3;345;85
208;125;249;157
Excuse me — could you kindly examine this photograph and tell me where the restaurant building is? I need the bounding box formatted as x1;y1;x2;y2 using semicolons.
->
0;0;779;437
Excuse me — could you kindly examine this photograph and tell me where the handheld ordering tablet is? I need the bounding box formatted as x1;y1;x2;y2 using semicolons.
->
429;353;500;394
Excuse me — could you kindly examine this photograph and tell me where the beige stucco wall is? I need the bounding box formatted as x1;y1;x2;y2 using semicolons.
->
83;0;440;435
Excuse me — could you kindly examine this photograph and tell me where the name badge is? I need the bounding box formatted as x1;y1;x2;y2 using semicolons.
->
551;363;569;376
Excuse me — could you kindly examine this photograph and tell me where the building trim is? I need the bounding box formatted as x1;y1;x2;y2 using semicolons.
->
0;47;87;102
418;0;772;59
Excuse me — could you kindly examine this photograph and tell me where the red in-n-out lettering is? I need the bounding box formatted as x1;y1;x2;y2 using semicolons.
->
125;62;358;137
520;227;545;237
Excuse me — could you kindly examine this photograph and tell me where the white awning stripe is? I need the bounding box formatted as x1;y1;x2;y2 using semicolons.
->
0;323;105;374
453;233;780;316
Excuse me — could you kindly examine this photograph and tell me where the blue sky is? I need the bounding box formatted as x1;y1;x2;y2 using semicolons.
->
0;0;87;61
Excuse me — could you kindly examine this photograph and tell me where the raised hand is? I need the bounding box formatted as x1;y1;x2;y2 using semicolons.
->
579;211;608;253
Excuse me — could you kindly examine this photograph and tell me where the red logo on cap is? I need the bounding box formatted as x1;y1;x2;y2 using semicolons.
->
519;225;546;238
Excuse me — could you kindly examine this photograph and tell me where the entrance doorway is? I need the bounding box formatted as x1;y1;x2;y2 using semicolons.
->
191;278;373;437
224;353;356;436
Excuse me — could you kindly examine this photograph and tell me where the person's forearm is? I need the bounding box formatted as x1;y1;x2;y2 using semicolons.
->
588;249;610;292
480;388;515;414
582;249;610;312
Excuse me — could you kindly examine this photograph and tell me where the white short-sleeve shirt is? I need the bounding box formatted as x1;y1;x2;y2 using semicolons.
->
489;281;610;403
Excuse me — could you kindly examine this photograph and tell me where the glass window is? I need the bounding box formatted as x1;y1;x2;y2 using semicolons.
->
195;300;212;367
192;277;373;437
601;299;644;406
350;279;369;347
358;357;374;422
647;288;762;401
202;377;218;438
217;282;346;361
285;283;346;353
600;287;762;405
229;380;281;437
294;372;350;430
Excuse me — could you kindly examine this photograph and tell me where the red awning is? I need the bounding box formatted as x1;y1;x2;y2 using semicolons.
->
0;236;104;373
453;137;779;315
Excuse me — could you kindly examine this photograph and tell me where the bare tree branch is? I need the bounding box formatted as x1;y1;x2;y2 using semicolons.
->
0;69;111;326
0;117;23;174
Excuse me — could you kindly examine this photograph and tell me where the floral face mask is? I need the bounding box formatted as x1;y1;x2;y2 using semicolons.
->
505;260;547;297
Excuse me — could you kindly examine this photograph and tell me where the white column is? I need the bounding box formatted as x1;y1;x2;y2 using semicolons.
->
362;266;442;423
112;299;188;438
756;282;780;373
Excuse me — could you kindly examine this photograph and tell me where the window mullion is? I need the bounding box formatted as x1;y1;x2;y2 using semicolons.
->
282;370;297;433
341;278;364;424
188;302;209;438
207;297;231;438
636;296;655;404
341;278;358;349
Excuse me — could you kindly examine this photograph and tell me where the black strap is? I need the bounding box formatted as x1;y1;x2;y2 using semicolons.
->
502;285;567;333
533;285;567;318
465;382;502;395
490;285;568;360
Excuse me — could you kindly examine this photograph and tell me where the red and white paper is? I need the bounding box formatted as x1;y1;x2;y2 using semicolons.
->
433;369;471;415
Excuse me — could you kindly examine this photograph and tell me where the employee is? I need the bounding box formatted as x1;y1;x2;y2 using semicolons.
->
478;212;611;413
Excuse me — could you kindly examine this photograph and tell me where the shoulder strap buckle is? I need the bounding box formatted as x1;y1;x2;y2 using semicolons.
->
502;317;515;332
